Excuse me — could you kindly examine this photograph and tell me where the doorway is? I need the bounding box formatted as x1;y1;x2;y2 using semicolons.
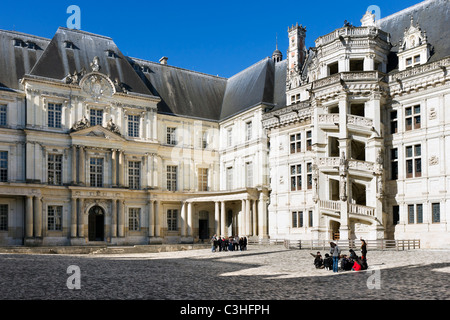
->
198;211;209;241
88;206;104;241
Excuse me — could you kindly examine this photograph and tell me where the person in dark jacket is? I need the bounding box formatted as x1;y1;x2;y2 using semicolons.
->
310;252;324;269
361;238;367;259
323;253;333;270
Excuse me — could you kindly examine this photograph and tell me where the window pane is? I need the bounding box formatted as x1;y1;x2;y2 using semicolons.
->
432;203;440;223
408;205;414;224
416;204;423;223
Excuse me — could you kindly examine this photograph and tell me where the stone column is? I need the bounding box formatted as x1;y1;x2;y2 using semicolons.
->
71;197;77;237
258;193;268;238
111;199;117;238
240;199;245;235
34;196;42;238
26;196;33;238
187;202;193;237
214;201;220;236
118;199;124;237
245;199;251;236
111;149;117;187
154;200;160;237
252;199;257;236
220;201;226;236
78;198;84;237
79;146;85;186
181;201;186;237
118;150;124;187
72;145;77;184
148;200;154;237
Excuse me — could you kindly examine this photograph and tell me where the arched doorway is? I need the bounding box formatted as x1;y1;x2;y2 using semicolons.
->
88;206;104;241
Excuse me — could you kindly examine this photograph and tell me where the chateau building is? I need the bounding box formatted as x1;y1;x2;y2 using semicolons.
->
0;0;448;247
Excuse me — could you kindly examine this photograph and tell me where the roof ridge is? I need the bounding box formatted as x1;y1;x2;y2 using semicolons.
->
0;29;51;41
227;56;272;80
129;56;228;80
56;26;114;41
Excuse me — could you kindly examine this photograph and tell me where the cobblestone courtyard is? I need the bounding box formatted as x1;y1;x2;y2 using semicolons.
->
1;245;449;301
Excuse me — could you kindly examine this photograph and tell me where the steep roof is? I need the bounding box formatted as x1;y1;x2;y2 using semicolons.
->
220;57;276;120
0;30;50;90
378;0;450;70
29;27;152;96
129;58;227;121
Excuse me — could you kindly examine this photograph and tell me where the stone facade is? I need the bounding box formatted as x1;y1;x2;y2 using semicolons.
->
0;0;448;248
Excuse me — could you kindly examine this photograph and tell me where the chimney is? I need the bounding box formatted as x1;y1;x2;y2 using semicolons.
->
159;56;168;65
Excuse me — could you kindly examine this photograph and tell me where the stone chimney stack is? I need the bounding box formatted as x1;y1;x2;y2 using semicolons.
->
159;56;168;65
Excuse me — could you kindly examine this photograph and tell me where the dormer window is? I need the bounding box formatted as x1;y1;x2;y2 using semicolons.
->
64;41;75;49
397;17;430;71
106;50;116;58
13;39;25;47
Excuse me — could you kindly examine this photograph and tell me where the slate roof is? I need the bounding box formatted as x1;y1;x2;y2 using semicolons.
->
28;27;152;96
377;0;450;71
129;58;227;121
0;30;50;90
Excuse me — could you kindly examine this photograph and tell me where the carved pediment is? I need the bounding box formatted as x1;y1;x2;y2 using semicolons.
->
70;124;125;141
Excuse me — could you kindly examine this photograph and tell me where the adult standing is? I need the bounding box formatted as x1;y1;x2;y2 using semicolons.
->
330;242;341;273
360;238;367;259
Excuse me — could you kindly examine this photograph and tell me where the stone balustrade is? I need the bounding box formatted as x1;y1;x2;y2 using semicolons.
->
349;203;375;216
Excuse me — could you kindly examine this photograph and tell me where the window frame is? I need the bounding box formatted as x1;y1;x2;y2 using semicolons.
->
48;154;63;185
128;208;141;231
0;151;7;182
89;157;104;187
0;204;8;231
166;165;178;191
47;205;63;231
127;114;140;138
48;103;62;128
290;133;301;154
167;209;178;232
405;144;421;178
198;168;208;191
290;164;302;191
128;161;141;190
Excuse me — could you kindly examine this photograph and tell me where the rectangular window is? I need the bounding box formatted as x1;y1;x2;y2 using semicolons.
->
0;151;7;182
227;128;233;147
405;105;420;131
406;145;421;178
290;133;301;154
416;204;423;224
309;210;313;227
432;203;440;223
0;204;7;231
0;104;7;126
408;204;415;224
48;205;62;231
128;161;140;190
90;109;103;126
306;130;312;151
167;165;177;191
198;168;208;191
89;158;104;187
390;111;397;134
167;209;178;231
128;115;140;137
167;127;176;145
48;103;62;128
226;167;233;190
48;154;62;185
200;131;208;149
406;57;412;67
414;55;420;64
246;121;252;141
290;164;302;191
292;211;303;228
391;148;398;180
307;162;313;189
246;162;253;188
129;208;141;231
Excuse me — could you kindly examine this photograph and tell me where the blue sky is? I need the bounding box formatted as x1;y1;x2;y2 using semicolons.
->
1;0;422;78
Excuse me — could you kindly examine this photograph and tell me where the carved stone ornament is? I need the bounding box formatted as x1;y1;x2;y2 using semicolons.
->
106;118;121;135
71;115;90;131
64;68;86;85
429;155;439;166
90;56;101;72
80;73;114;101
